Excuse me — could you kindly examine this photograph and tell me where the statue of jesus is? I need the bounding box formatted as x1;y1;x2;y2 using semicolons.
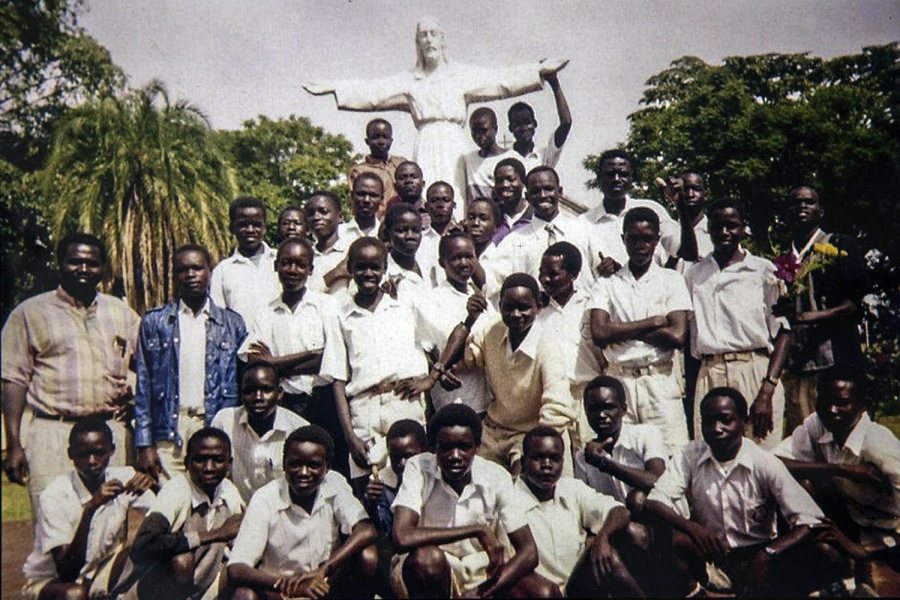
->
303;17;567;217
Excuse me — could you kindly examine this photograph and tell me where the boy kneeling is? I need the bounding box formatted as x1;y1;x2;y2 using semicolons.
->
519;425;644;597
392;404;550;598
227;425;378;599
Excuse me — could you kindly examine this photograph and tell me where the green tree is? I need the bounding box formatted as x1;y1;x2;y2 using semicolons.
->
41;81;236;314
584;44;900;259
215;114;357;227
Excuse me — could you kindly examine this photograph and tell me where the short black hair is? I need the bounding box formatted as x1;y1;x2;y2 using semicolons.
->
427;404;482;447
584;375;627;408
186;427;232;457
622;207;661;235
229;196;267;224
56;232;106;266
469;196;502;227
277;237;314;260
278;204;306;223
543;241;582;277
598;149;634;169
173;243;212;269
817;365;866;397
353;172;385;195
700;387;749;419
241;362;278;388
470;106;497;127
508;102;536;124
395;161;422;177
426;181;454;200
500;272;540;302
438;231;475;260
522;425;563;457
306;190;342;213
494;157;526;183
384;202;420;232
387;419;427;449
285;425;335;465
366;118;392;135
347;236;387;269
680;170;705;184
706;197;747;223
526;165;560;186
69;417;114;448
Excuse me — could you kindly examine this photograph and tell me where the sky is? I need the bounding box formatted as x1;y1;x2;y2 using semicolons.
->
80;0;899;207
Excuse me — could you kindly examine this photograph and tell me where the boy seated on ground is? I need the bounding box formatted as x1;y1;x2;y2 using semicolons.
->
227;425;379;600
126;428;244;600
774;367;899;593
518;425;644;598
364;419;427;537
22;418;156;600
210;363;308;503
391;404;551;598
642;387;849;597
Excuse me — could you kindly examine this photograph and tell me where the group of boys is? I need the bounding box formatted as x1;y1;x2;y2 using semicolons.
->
3;87;898;598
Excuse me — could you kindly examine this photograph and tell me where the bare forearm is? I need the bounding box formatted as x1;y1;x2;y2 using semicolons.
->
593;316;665;345
333;381;354;441
602;460;661;493
779;457;852;482
2;382;27;448
798;299;858;324
645;498;694;535
547;76;572;147
322;522;377;575
677;214;699;262
641;325;686;349
393;523;485;553
437;323;470;370
282;352;324;377
54;506;98;581
227;563;280;592
766;329;792;380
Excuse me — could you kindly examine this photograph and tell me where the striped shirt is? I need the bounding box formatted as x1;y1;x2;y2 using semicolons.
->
1;287;140;416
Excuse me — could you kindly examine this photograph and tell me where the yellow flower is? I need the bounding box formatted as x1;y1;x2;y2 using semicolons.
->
813;242;839;257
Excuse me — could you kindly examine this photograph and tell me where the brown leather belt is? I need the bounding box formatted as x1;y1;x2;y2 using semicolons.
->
32;410;115;423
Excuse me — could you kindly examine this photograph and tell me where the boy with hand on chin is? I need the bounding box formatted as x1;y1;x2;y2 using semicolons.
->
518;425;644;598
642;387;848;597
227;425;379;600
391;404;551;598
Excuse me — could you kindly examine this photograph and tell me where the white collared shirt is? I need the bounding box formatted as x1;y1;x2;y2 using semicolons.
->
517;476;622;586
414;280;496;413
386;254;431;305
463;148;517;202
210;243;280;322
685;250;789;358
662;215;715;272
229;473;368;575
309;235;352;294
23;467;155;581
575;423;668;503
176;299;209;410
536;287;596;383
239;291;337;394
319;294;428;397
338;217;381;244
210;406;309;503
393;454;530;560
593;263;692;367
514;132;563;172
582;196;676;268
494;211;594;290
775;413;900;532
648;438;823;548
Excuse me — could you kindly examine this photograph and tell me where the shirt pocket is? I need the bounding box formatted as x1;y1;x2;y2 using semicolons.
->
743;499;772;532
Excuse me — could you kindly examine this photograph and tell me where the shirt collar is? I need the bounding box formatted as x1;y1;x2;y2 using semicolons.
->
698;438;756;471
347;217;381;237
270;291;313;313
792;228;826;259
236;406;296;435
70;470;103;506
345;292;402;317
438;278;477;296
615;261;662;284
501;320;543;359
587;195;634;222
504;204;532;227
56;286;99;310
178;298;211;317
425;454;495;499
188;475;228;510
515;476;570;510
229;242;273;264
815;413;872;456
274;473;340;514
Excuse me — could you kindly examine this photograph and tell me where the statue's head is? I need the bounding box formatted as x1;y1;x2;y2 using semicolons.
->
415;17;446;70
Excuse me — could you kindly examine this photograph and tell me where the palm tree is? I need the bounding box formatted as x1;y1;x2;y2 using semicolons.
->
41;80;235;314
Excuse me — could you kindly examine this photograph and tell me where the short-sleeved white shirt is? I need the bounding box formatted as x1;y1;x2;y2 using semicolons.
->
582;197;676;268
684;250;789;358
309;235;352;294
386;254;432;305
413;280;496;414
24;467;155;581
463;148;517;202
239;291;337;394
535;287;596;383
319;294;428;397
228;474;368;576
517;476;622;586
593;263;692;366
575;423;667;503
338;217;381;244
393;454;530;560
210;406;309;503
648;438;822;548
210;243;280;322
514;132;564;172
774;413;900;532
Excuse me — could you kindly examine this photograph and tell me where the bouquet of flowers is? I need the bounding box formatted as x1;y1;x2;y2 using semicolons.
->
772;241;847;300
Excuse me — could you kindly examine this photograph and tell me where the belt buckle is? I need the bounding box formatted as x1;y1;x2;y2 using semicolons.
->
631;367;644;377
722;352;739;362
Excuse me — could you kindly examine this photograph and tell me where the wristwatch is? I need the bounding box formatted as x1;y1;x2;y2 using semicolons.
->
762;375;780;388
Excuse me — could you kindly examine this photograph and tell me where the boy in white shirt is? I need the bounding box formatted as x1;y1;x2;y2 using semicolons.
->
462;107;514;204
418;181;458;286
227;425;378;599
22;419;156;600
210;363;308;503
685;197;791;450
392;404;551;598
518;425;643;597
320;237;429;484
209;196;280;321
591;207;692;455
306;191;352;294
506;70;571;172
775;368;899;591
384;203;430;301
644;387;847;597
339;172;383;243
127;428;244;599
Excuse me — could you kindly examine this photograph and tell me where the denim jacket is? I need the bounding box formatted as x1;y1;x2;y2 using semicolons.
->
134;298;247;447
